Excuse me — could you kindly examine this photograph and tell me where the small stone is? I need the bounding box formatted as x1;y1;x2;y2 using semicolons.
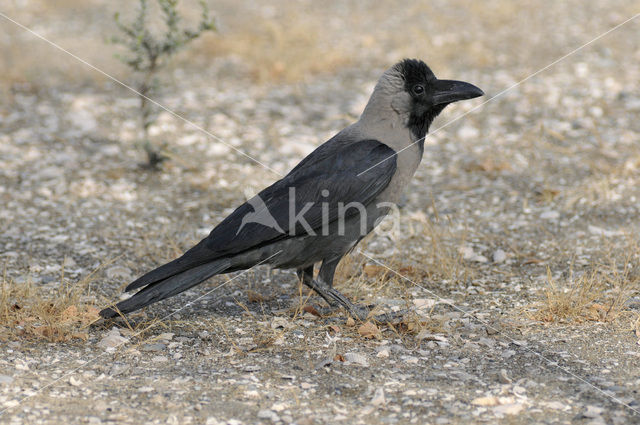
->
106;265;132;280
15;361;29;371
499;369;512;384
540;210;559;220
244;365;260;372
493;249;507;263
542;401;566;410
314;357;334;369
459;246;488;263
244;390;260;399
0;375;14;385
460;246;475;260
257;409;280;422
142;343;166;352
63;257;77;268
494;403;525;415
271;317;294;329
472;396;499;406
371;388;386;406
344;352;369;367
513;385;526;395
98;329;128;350
584;405;604;418
402;356;419;364
376;349;390;358
109;363;129;376
271;402;287;412
152;355;168;363
416;331;448;343
158;332;174;341
413;298;436;316
502;350;516;359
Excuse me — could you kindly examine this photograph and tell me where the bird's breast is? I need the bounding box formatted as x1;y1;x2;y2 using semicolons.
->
377;141;423;205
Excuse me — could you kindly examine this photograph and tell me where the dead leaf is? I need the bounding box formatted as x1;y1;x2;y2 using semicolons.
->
71;332;89;341
33;326;65;341
363;265;386;278
358;321;380;339
303;305;321;317
345;317;355;327
478;158;512;173
61;305;79;322
522;258;543;265
328;325;341;334
247;290;269;303
81;306;101;323
398;266;424;278
333;354;345;362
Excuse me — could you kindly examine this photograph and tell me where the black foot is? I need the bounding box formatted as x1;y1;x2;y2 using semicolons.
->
370;308;408;324
345;304;408;323
308;303;407;324
303;303;368;321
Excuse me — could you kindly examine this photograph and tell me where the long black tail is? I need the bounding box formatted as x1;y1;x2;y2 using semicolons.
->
99;259;231;318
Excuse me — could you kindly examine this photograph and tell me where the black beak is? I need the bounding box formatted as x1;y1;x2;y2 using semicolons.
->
432;79;484;105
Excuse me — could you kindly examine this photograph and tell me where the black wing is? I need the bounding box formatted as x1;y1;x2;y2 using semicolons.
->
126;138;397;291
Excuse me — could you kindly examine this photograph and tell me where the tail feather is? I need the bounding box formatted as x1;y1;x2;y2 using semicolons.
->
99;259;230;318
125;241;212;292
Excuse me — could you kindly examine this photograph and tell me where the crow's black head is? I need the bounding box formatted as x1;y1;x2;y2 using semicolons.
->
395;59;483;140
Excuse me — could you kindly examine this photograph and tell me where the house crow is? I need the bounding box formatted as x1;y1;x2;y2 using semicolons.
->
100;59;483;320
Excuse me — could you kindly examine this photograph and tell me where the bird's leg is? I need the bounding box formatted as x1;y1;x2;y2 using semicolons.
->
298;257;369;320
302;277;369;320
317;257;339;288
296;266;314;286
313;258;407;323
297;259;405;322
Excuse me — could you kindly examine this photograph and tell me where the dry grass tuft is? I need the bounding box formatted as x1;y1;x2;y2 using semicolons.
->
0;265;102;342
530;250;640;323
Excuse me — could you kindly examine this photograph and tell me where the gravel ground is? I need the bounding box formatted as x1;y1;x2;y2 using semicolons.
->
2;1;640;424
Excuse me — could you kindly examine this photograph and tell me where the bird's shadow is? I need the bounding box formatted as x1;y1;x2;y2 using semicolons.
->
92;267;318;330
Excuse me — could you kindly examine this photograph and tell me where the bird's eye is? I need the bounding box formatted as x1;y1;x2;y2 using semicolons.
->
412;84;425;95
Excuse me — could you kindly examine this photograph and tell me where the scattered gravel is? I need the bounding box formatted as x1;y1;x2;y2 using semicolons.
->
2;0;640;424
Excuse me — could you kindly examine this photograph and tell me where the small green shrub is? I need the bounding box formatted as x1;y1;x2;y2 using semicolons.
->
112;0;216;169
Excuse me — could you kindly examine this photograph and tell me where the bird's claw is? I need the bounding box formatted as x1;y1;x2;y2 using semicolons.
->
370;308;408;324
347;304;408;324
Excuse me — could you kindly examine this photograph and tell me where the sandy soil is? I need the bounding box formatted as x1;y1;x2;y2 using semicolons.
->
1;0;640;424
